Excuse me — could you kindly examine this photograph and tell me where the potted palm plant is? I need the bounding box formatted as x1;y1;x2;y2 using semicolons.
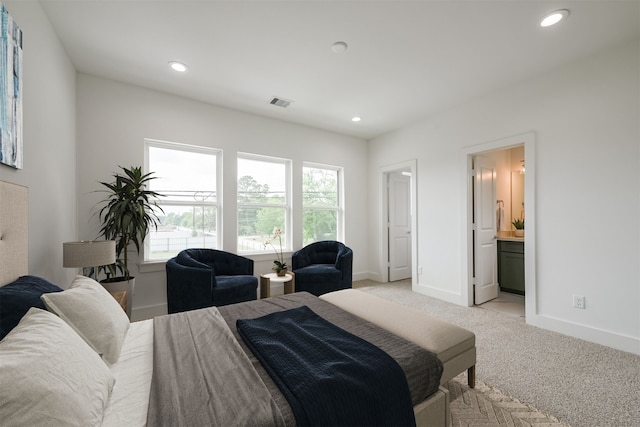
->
94;166;163;315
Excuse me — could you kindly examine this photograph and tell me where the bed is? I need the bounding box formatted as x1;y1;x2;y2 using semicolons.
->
0;179;451;426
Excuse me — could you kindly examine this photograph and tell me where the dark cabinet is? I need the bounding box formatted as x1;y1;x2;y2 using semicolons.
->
498;240;524;295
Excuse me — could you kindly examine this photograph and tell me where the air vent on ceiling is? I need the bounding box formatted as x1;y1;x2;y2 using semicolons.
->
269;97;293;108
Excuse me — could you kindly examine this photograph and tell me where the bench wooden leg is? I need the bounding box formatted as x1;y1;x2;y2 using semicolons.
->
468;366;476;388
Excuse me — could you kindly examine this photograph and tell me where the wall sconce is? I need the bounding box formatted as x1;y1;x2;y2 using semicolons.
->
520;160;525;175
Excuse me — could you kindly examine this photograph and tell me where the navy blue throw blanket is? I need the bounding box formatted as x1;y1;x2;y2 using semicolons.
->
236;306;416;427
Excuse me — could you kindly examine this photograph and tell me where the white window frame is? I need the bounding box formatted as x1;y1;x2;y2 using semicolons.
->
144;138;222;262
237;152;291;254
302;162;344;245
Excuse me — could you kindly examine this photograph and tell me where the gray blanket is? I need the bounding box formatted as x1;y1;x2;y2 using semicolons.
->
147;292;443;426
146;307;285;427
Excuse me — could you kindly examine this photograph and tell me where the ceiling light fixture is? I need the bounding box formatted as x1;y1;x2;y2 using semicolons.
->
540;9;569;27
169;61;189;72
351;116;361;122
331;41;348;54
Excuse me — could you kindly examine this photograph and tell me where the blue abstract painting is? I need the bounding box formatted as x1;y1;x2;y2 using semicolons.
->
0;4;22;169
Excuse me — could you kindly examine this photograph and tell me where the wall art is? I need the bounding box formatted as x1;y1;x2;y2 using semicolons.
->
0;3;22;169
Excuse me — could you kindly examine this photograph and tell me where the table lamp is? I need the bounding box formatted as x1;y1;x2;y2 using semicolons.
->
63;240;116;280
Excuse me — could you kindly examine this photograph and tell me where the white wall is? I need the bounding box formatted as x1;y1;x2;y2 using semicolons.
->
0;1;77;287
76;74;369;319
368;38;640;355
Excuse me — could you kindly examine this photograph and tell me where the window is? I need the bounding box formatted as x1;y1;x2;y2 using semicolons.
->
302;164;343;245
237;154;290;253
145;139;221;261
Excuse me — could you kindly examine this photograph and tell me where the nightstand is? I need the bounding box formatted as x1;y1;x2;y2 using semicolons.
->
109;290;127;313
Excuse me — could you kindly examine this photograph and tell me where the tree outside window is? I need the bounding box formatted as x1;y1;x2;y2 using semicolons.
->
237;154;290;252
303;164;342;245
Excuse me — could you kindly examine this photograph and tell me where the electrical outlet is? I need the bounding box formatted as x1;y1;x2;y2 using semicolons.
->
573;295;586;309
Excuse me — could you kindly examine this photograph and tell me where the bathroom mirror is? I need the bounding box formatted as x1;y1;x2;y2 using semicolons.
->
511;171;524;225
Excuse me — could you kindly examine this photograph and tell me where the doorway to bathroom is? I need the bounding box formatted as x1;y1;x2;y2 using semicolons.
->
464;133;536;318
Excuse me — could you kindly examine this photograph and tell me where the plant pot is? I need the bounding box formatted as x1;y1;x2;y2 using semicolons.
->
514;229;524;238
276;268;288;277
101;277;135;318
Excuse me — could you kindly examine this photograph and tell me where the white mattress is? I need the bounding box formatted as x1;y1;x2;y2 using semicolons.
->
102;319;154;427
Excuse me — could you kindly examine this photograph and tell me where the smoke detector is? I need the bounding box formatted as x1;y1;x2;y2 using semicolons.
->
269;97;293;108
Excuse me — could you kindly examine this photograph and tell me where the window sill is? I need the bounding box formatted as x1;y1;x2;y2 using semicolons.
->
139;261;167;274
241;251;293;262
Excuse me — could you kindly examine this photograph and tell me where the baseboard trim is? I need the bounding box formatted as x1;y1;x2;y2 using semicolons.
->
528;313;640;356
413;282;463;306
352;271;370;282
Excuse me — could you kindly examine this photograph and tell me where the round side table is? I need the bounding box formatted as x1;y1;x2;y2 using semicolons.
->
259;272;295;299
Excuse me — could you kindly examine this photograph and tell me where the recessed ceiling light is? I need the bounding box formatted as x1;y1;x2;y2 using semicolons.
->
169;61;188;72
331;41;348;54
540;9;569;27
351;116;361;122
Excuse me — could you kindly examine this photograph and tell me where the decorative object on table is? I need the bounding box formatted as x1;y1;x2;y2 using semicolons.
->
292;240;353;296
166;248;258;313
93;166;164;315
0;4;23;169
63;240;116;281
264;227;287;276
512;217;525;237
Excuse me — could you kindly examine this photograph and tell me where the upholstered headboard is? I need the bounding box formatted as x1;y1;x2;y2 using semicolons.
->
0;180;28;286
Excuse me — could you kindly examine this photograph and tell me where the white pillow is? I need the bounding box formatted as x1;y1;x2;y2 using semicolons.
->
0;308;115;426
41;275;130;364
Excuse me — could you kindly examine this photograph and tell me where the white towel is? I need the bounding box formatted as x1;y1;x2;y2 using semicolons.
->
496;206;504;231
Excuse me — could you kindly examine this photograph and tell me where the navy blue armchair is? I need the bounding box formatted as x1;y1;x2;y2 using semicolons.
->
292;241;353;296
166;249;258;314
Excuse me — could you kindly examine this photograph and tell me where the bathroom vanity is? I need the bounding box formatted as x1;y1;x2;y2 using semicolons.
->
497;235;524;295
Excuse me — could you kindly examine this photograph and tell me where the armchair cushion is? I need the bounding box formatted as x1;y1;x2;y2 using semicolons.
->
295;265;342;280
214;276;259;304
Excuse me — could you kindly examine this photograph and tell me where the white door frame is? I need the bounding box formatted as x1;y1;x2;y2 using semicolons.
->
381;159;418;284
462;132;537;319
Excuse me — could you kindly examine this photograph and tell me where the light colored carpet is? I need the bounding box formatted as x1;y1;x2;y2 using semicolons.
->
354;280;640;427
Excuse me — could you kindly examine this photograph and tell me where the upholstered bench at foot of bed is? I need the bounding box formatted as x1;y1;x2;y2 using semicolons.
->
320;289;476;388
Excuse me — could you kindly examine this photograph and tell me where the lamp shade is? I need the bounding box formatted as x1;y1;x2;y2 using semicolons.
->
63;240;116;268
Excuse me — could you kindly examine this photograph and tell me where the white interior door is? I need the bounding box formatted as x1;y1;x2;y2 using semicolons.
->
474;156;498;304
388;172;412;281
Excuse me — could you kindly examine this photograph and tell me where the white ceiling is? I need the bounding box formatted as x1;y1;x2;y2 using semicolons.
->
40;0;640;139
